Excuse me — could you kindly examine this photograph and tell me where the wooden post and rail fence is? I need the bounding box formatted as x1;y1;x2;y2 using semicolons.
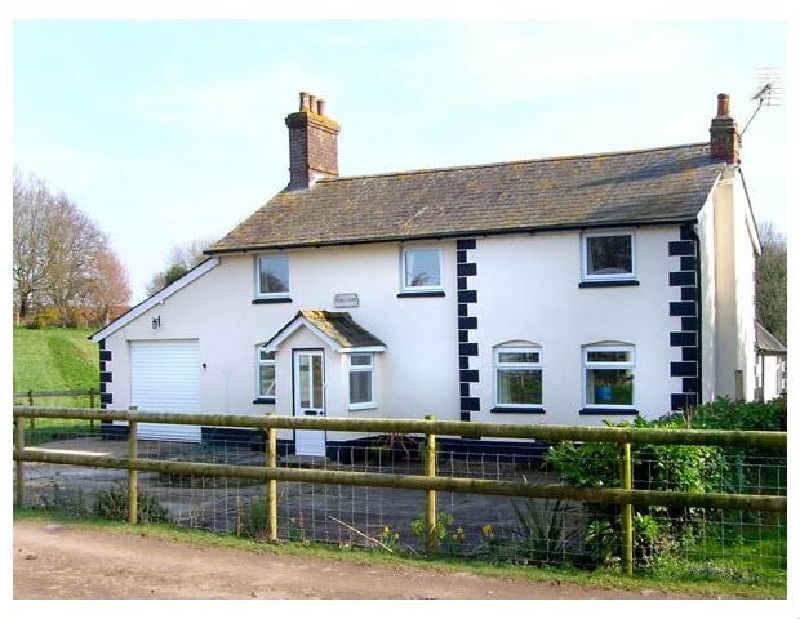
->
12;389;99;431
12;406;787;576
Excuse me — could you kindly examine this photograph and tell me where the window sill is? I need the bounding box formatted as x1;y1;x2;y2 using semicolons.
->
578;280;639;289
253;397;276;405
490;407;545;414
396;291;445;298
253;297;292;304
348;404;378;412
579;407;639;415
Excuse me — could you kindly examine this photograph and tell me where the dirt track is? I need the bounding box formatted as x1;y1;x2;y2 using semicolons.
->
13;520;714;600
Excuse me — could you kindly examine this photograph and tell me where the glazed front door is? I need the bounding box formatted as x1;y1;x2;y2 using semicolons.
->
293;350;326;456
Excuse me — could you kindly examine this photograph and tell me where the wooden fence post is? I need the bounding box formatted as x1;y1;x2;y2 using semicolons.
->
89;388;95;432
425;414;437;553
15;415;25;508
27;391;35;430
267;415;278;541
620;442;633;576
128;420;138;525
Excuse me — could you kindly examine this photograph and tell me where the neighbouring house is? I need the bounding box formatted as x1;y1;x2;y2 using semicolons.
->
90;91;762;457
755;322;787;403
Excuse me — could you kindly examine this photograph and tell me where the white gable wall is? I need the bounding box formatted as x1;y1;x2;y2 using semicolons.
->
709;170;758;401
697;191;717;403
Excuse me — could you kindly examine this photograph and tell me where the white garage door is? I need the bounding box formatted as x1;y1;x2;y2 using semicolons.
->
130;340;201;442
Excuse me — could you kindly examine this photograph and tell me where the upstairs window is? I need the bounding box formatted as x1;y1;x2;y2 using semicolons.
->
256;255;289;297
582;231;635;281
349;353;375;409
495;347;543;408
583;344;635;408
402;247;442;292
256;348;276;400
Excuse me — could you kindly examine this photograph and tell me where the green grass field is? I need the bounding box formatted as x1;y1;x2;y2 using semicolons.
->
13;326;98;400
13;326;100;442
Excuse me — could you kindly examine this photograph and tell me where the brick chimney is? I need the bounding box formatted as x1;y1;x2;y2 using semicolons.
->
285;92;340;190
709;93;741;165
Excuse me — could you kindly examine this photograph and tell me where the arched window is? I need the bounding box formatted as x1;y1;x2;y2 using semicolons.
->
582;343;635;409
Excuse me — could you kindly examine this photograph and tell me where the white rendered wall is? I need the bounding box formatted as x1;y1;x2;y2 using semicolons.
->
711;170;758;401
732;174;758;402
472;227;683;425
101;222;731;432
100;241;458;433
697;191;718;403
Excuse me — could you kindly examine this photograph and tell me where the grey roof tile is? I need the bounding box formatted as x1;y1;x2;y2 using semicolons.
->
756;322;786;353
264;310;386;350
210;142;724;253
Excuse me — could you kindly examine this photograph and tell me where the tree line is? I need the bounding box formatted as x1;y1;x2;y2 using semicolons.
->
13;168;131;328
756;222;787;346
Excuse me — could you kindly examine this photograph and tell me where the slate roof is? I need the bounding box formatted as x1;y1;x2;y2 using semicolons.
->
263;310;386;351
209;142;725;253
756;322;786;354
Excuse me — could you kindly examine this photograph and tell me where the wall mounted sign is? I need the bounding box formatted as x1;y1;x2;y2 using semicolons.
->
333;293;359;308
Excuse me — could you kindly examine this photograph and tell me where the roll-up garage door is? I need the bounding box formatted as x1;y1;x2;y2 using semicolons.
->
129;340;201;442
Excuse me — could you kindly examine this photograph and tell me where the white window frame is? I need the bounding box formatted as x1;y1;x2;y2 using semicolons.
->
348;353;375;410
581;230;636;282
255;254;290;298
494;346;543;409
256;347;276;399
400;247;443;292
583;344;635;409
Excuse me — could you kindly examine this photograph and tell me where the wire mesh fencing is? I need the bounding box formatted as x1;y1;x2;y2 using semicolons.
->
13;409;786;586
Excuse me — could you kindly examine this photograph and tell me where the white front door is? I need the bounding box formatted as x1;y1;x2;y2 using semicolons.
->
293;350;326;456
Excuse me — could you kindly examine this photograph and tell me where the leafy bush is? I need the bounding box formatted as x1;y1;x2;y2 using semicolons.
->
546;416;724;568
674;397;787;495
411;511;465;555
27;307;60;330
93;483;172;524
688;396;786;432
545;400;787;571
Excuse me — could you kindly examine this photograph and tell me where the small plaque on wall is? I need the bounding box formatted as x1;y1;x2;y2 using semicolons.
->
333;293;359;308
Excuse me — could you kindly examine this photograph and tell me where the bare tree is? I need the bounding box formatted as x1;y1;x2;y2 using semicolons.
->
13;169;57;318
756;221;787;345
145;236;216;296
12;167;131;324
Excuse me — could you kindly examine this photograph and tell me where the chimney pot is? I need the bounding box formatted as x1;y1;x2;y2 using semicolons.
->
299;92;310;111
309;94;317;111
317;99;326;116
716;93;730;117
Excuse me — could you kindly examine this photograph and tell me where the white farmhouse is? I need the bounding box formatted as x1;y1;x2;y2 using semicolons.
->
91;91;762;457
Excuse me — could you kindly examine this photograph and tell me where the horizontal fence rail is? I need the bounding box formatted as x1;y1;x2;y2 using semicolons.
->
14;450;785;512
14;407;787;450
14;390;98;399
13;406;787;581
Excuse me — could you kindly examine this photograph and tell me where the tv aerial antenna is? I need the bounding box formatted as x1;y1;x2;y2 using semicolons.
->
741;67;783;136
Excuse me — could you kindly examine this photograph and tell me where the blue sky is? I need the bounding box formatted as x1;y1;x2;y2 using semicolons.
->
11;16;790;303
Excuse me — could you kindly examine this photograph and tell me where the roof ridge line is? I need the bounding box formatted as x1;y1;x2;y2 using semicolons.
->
316;142;710;183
